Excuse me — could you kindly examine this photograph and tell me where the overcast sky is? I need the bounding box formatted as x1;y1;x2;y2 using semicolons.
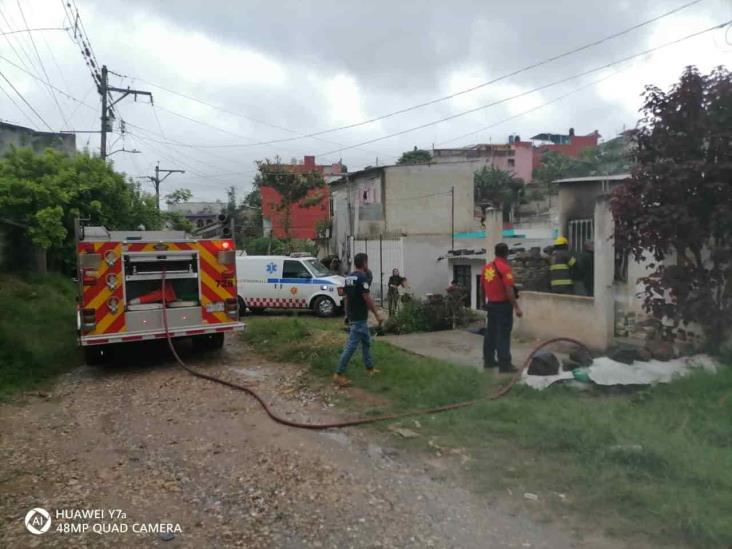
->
1;0;730;202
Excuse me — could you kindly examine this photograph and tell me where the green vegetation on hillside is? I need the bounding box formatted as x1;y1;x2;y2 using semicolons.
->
0;274;79;397
243;316;732;547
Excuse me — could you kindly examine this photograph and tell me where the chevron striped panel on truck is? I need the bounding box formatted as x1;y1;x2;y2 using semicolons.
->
195;240;237;325
78;242;125;335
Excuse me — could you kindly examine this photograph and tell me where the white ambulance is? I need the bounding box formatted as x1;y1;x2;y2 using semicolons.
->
235;255;345;317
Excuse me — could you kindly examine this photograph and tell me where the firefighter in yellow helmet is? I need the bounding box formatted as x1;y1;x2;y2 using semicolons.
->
549;236;576;294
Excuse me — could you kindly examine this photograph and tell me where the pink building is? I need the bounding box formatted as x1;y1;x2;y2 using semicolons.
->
431;140;533;183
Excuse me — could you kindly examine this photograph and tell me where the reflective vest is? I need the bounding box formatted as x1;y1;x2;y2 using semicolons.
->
550;249;576;288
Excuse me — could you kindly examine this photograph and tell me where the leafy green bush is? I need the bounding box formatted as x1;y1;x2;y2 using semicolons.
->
0;274;79;397
384;294;477;334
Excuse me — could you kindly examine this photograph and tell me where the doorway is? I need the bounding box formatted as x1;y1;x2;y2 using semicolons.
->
452;264;471;307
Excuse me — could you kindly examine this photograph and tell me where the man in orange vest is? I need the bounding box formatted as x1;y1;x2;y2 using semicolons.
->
482;243;523;373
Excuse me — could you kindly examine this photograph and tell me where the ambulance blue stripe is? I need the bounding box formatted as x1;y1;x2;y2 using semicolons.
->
266;278;336;285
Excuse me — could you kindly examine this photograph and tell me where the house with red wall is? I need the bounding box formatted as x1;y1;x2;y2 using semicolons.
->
531;128;600;170
260;155;344;240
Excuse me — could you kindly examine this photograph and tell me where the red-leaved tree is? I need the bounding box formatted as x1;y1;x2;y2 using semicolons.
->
611;66;731;350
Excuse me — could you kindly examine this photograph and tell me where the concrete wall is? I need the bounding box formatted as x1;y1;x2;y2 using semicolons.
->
384;162;486;235
515;196;615;350
402;234;454;298
0;122;76;156
515;292;601;346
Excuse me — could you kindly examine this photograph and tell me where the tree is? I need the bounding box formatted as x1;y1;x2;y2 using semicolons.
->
473;165;523;222
397;146;432;165
164;188;192;206
611;66;731;350
256;157;325;240
533;138;633;194
0;147;159;271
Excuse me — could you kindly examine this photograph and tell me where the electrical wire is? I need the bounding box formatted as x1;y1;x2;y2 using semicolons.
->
314;20;731;158
0;26;69;36
15;0;70;128
0;78;37;127
0;53;94;111
437;59;638;146
129;76;385;157
152;0;706;150
0;7;42;80
0;67;52;130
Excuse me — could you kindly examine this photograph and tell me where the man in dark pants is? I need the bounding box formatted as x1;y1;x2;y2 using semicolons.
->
482;243;523;373
333;253;384;387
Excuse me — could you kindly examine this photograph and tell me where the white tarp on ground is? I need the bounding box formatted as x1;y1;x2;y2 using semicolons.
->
523;354;718;390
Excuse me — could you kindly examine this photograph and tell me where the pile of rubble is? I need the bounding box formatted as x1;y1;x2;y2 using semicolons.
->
614;312;702;361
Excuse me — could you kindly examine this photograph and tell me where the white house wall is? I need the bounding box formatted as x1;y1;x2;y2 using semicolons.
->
384;162;487;236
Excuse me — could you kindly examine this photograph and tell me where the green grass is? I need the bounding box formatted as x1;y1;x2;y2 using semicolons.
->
244;315;732;547
0;273;80;397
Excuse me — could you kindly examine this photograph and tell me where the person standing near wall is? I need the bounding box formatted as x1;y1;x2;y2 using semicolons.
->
549;236;576;294
387;268;404;316
482;243;523;373
334;253;384;387
576;241;594;296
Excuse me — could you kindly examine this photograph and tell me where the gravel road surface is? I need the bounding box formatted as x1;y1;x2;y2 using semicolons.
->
1;336;620;548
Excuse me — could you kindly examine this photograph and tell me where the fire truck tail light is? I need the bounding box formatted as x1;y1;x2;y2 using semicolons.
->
221;241;231;250
81;308;96;330
82;270;97;286
225;298;238;319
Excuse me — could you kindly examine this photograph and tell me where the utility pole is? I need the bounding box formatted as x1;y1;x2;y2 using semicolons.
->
450;186;455;252
99;65;153;160
140;163;186;211
153;163;185;211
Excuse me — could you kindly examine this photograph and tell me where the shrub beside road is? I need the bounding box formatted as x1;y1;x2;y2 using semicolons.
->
244;315;732;548
0;274;79;398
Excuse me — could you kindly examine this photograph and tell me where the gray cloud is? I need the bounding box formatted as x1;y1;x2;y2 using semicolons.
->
1;0;729;200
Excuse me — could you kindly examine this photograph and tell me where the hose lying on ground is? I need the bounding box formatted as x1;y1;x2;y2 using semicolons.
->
161;272;589;430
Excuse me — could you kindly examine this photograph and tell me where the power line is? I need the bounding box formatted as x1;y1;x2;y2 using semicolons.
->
0;52;96;111
158;0;706;150
15;0;70;128
60;0;102;89
131;76;384;156
0;7;43;82
0;67;53;130
0;78;37;127
314;20;731;158
437;60;637;146
0;26;69;36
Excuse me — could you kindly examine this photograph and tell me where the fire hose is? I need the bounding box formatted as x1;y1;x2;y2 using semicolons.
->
161;272;590;430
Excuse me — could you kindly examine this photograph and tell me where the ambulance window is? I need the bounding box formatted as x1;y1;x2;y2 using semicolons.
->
283;260;311;279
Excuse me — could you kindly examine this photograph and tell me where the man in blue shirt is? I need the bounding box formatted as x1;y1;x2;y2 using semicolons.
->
333;253;384;387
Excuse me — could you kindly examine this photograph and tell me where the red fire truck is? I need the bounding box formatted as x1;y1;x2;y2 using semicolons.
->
76;226;244;364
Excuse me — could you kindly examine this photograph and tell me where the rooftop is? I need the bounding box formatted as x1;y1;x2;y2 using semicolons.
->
554;174;630;184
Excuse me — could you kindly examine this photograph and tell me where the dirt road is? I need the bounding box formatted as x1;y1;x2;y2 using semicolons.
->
1;336;616;548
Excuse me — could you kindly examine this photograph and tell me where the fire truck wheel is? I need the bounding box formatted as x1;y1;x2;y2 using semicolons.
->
84;345;110;365
193;333;225;351
313;296;336;318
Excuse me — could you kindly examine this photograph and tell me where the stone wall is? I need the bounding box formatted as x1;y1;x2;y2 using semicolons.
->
511;249;550;291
